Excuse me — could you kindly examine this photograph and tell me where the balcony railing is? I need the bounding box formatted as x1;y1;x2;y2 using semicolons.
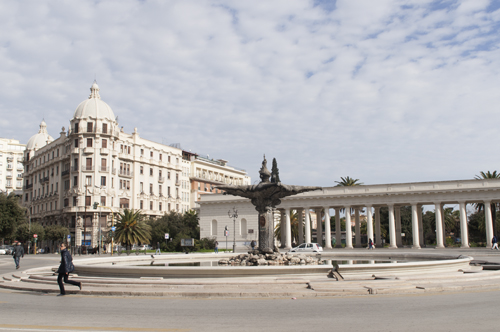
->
61;170;70;176
119;170;133;177
81;165;94;171
25;183;33;189
111;168;116;174
100;166;109;172
158;177;165;183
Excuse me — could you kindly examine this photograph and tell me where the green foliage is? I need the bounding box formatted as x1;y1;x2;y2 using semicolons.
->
274;210;300;244
148;210;201;252
44;225;70;242
0;193;27;241
114;209;152;249
15;222;44;243
335;176;363;187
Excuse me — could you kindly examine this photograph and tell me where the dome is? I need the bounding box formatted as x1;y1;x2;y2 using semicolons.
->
72;82;116;121
26;120;54;150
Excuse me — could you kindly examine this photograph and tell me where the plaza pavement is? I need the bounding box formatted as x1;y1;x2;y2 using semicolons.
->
1;247;500;298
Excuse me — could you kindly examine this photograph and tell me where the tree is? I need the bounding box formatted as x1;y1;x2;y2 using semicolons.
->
0;193;26;243
148;210;201;252
114;209;152;250
45;225;70;252
474;171;500;237
335;176;363;187
15;222;44;244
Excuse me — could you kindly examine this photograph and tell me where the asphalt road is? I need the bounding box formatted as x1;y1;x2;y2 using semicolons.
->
0;251;499;331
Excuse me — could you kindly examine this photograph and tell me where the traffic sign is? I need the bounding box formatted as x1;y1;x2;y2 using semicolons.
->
165;233;169;240
67;235;71;239
33;234;38;238
111;227;116;232
224;230;229;237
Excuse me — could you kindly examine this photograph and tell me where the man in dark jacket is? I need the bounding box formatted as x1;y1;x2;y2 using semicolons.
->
12;242;24;270
57;243;82;296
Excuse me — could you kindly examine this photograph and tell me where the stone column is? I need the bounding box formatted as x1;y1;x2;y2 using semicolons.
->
366;206;373;246
458;201;469;248
411;204;421;249
284;208;292;250
388;205;397;248
92;212;99;248
335;208;342;248
280;209;286;248
345;206;353;249
435;202;445;248
75;215;82;248
324;207;332;249
304;207;311;243
417;204;424;247
375;207;381;247
354;208;361;248
485;201;493;248
297;208;304;245
395;206;402;247
316;208;323;246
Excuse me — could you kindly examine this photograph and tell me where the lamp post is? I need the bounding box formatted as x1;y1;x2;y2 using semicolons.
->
228;207;238;253
83;183;90;255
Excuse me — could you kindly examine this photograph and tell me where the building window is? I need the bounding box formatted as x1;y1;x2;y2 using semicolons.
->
64;198;69;207
87;122;93;133
74;122;79;133
141;149;144;155
102;123;108;134
140;182;143;193
55;182;58;192
159;154;162;161
150;168;153;176
101;196;106;206
85;196;91;206
168;172;171;179
150;151;153;158
168;156;171;163
74;139;79;148
150;201;153;210
87;138;93;147
159;185;162;194
73;176;78;186
86;158;92;170
168;203;171;211
140;166;144;174
102;139;107;148
150;183;153;194
101;176;106;186
140;200;143;209
86;176;92;186
73;196;77;206
159;202;162;211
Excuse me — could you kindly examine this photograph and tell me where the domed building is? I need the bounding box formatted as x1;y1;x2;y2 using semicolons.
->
22;82;250;251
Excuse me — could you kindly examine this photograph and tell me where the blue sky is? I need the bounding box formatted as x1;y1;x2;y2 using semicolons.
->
1;0;500;186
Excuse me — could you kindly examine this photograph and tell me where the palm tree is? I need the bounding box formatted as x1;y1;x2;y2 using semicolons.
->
335;176;363;187
474;171;500;237
114;209;152;251
274;210;300;245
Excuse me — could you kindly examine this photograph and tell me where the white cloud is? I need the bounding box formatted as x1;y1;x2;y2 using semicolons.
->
0;0;499;186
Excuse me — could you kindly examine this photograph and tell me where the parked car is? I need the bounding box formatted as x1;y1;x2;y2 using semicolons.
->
288;243;323;253
0;245;16;255
134;245;152;251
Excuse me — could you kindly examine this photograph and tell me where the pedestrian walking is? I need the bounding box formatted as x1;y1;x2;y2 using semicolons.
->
214;241;219;253
155;242;161;255
251;240;256;250
57;243;82;296
368;238;374;250
12;242;24;270
492;236;499;250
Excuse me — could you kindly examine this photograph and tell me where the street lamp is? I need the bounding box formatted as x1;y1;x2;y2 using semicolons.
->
228;207;238;253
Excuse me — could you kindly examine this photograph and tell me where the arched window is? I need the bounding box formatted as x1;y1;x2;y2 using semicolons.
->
240;218;247;235
211;219;218;236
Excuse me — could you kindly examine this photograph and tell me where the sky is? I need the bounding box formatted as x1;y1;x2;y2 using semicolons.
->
1;0;500;187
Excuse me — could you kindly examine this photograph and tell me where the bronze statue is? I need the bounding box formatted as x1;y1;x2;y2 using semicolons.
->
217;156;321;252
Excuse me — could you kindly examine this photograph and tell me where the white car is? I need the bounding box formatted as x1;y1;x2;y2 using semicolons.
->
289;243;323;253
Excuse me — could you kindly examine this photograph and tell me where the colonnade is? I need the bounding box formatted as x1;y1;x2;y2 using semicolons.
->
278;200;492;250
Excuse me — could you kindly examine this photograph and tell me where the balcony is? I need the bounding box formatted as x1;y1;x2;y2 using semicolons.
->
6;174;12;179
158;177;165;183
71;148;80;154
25;183;33;189
119;170;133;178
83;147;94;154
111;168;116;174
100;166;109;172
82;165;94;172
6;157;13;162
175;180;181;186
6;164;13;170
100;148;109;155
61;170;70;176
17;174;23;179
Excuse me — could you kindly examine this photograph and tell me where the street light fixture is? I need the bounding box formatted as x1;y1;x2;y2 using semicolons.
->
228;207;238;253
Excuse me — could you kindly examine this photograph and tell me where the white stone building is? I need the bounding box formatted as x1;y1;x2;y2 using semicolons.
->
23;82;248;248
0;138;26;194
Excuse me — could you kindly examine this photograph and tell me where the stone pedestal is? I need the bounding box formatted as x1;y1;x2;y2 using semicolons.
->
258;210;275;252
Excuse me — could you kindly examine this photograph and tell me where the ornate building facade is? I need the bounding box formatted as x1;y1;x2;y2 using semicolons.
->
23;82;249;248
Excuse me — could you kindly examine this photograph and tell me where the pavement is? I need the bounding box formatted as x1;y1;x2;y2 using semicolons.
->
1;247;500;298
